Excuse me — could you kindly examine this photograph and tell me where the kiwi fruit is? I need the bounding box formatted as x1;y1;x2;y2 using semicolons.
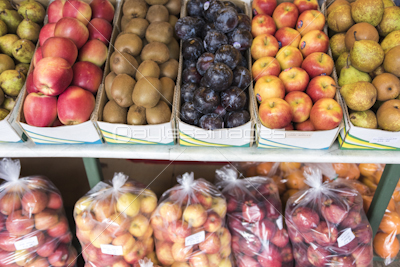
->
142;38;149;47
127;105;147;125
145;0;168;5
167;38;179;60
124;18;149;38
110;51;139;77
146;101;171;124
105;72;117;100
145;22;173;44
111;74;136;107
123;0;148;19
121;15;131;31
103;100;127;123
141;42;170;64
159;58;178;80
169;15;178;29
159;77;175;105
132;77;161;108
114;33;143;57
136;60;160;80
146;5;169;23
165;0;181;16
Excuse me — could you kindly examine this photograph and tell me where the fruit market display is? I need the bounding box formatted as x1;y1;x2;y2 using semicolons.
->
151;172;231;267
0;0;45;121
102;0;180;125
0;158;77;267
74;173;158;267
23;0;115;127
177;0;252;130
251;0;343;130
327;0;400;131
215;165;294;267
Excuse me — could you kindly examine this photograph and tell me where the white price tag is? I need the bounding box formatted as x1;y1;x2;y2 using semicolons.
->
370;137;399;144
276;215;283;230
88;182;109;194
101;244;123;256
14;236;38;250
203;1;210;10
185;231;205;247
337;228;355;248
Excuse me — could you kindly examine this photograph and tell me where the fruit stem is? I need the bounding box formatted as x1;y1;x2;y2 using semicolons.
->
320;53;323;62
17;70;21;79
353;31;358;41
15;45;21;52
331;84;341;89
25;10;29;20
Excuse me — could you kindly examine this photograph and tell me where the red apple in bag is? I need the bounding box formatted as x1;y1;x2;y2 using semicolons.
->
0;193;21;215
291;206;319;231
252;218;276;241
271;229;289;247
257;245;283;267
204;211;222;232
199;232;221;254
47;192;63;210
72;61;103;94
238;255;262;267
241;235;262;256
39;23;56;46
307;246;330;267
90;0;115;22
88;18;112;45
242;199;265;222
54;17;89;49
42;37;78;66
312;221;338;246
62;0;92;26
22;189;49;214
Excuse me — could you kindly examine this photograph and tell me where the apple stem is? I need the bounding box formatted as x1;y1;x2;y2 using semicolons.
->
320;53;324;62
353;31;358;41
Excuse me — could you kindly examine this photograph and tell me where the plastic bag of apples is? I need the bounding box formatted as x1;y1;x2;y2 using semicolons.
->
74;173;158;267
215;165;294;267
150;172;231;267
0;158;77;267
285;166;374;267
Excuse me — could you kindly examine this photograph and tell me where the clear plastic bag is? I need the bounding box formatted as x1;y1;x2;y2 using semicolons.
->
285;166;373;267
74;173;158;267
0;158;77;267
136;257;161;267
374;209;400;265
215;165;293;267
150;172;231;267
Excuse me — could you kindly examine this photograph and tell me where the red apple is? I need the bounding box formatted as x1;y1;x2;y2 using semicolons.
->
299;30;329;57
0;193;21;215
34;208;59;230
228;216;247;234
274;27;301;47
330;256;355;267
279;67;309;93
341;210;362;229
312;221;338;246
171;242;193;262
284;123;294;130
251;15;276;37
354;223;372;244
310;98;343;130
276;46;303;71
26;73;39;94
37;236;58;257
59;232;72;243
33;47;42;67
189;252;209;267
183;204;207;228
42;37;78;66
352;245;373;266
285;91;313;123
155;241;174;266
48;244;69;266
307;246;329;267
259;98;293;129
293;245;309;265
272;3;299;29
88;18;112;45
62;0;92;26
22;189;48;214
47;192;63;210
78;39;108;67
54;17;89;49
296;10;325;36
257;245;283;267
6;209;34;235
159;201;182;223
72;61;103;94
25;256;49;267
241;235;262;256
167;220;191;243
195;191;212;209
23;93;57;127
199;232;221;254
271;229;290;248
293;0;318;13
306;75;336;103
90;0;115;23
242;199;265;222
57;86;96;125
0;231;18;251
254;75;285;103
252;0;277;16
204;211;222;232
75;210;96;231
295;119;315;131
252;57;281;81
302;52;334;78
264;197;282;219
321;198;348;224
251;33;279;60
47;216;69;237
231;235;241;254
292;206;319;231
238;255;262;267
48;0;66;24
281;245;293;263
39;23;56;46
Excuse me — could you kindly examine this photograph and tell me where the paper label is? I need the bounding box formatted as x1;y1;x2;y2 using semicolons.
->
337;228;355;248
285;132;313;138
101;244;123;255
204;1;210;10
370;137;399;145
88;181;109;194
14;236;38;250
185;231;205;246
276;215;283;230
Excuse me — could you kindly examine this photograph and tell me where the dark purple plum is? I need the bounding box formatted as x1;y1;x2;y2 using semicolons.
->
193;87;220;113
228;28;253;50
203;0;224;22
215;44;242;70
193;16;205;30
184;60;197;69
232;67;251;90
196;52;215;76
175;17;203;40
182;38;204;60
221;86;247;111
187;0;205;17
202;23;216;38
181;102;202;125
215;7;239;33
181;83;198;102
237;13;251;31
203;30;228;53
225;110;250;128
199;113;224;130
182;66;202;84
213;105;227;118
202;63;233;92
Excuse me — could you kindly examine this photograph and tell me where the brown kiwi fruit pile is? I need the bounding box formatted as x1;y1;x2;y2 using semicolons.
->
103;0;180;125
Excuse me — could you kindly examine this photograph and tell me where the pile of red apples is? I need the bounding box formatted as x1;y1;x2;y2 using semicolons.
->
251;0;343;131
0;176;77;267
23;0;114;127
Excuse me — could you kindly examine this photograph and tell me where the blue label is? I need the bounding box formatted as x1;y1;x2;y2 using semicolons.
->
301;41;306;49
278;41;282;48
297;20;303;29
253;8;258;15
320;73;327;76
284;67;292;72
256;94;262;103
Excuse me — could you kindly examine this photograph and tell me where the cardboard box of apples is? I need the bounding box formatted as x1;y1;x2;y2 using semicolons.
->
251;0;345;149
12;0;120;144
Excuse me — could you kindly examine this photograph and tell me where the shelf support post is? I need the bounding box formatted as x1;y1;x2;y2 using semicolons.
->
82;158;103;188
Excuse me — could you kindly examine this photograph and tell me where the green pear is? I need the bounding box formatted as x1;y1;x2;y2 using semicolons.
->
0;34;19;56
383;46;400;76
381;30;400;53
341;81;377;111
327;5;354;32
350;39;384;73
0;0;13;12
0;107;8;120
383;0;395;7
0;20;6;36
378;6;400;36
339;57;371;86
336;52;350;74
0;88;3;105
351;0;384;26
0;54;14;74
0;70;25;96
0;10;23;34
330;33;348;59
15;63;29;76
18;0;45;24
350;110;378;128
12;38;35;63
16;17;40;42
2;96;14;111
